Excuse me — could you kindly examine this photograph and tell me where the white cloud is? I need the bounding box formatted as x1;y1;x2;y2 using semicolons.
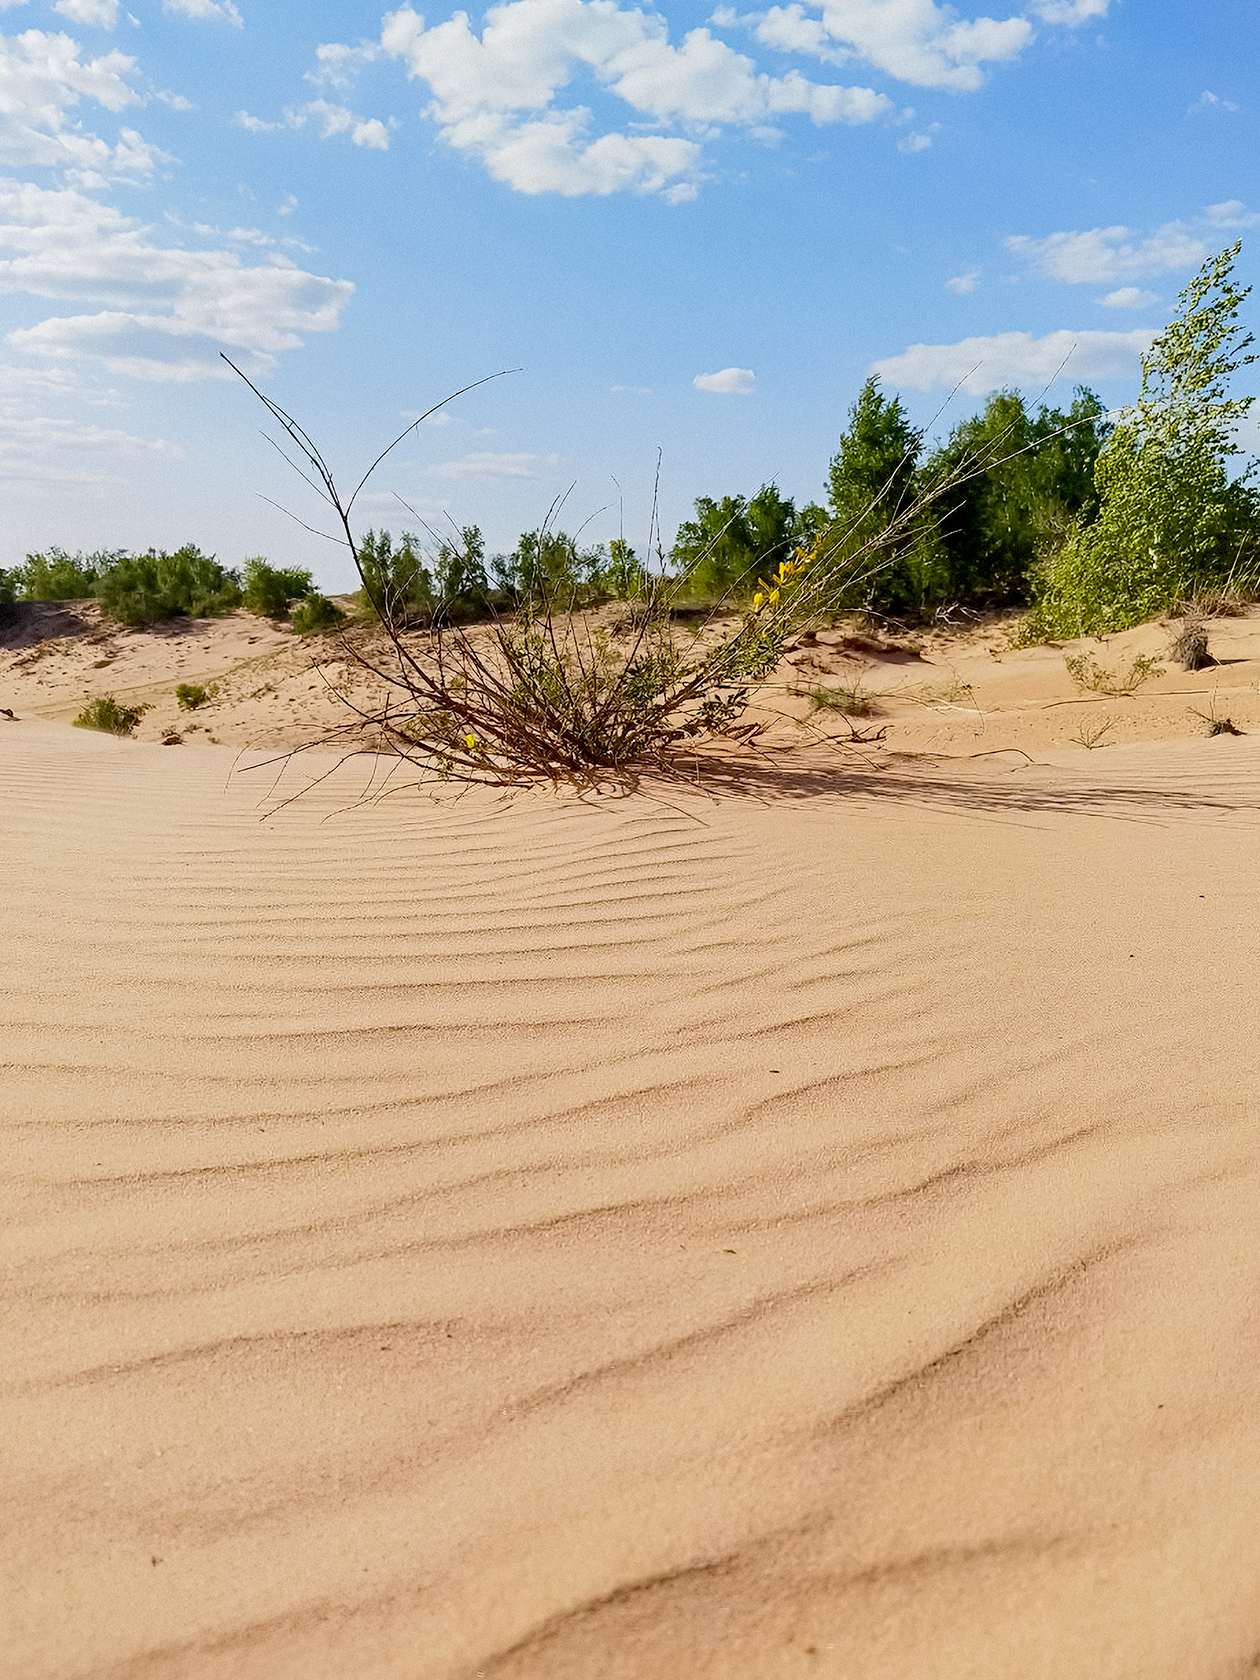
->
0;412;179;488
287;99;390;148
238;100;391;149
898;125;934;151
1028;0;1108;22
53;0;119;28
1190;90;1238;114
428;450;558;478
1099;285;1157;309
745;0;1031;94
694;365;754;392
1006;222;1207;284
161;0;242;24
945;267;979;292
379;0;889;198
0;178;353;381
1205;199;1260;228
0;1;29;10
0;27;165;184
872;327;1154;393
611;382;652;392
307;40;380;89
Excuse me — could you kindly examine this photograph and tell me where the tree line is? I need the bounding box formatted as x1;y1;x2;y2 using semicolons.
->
5;245;1255;642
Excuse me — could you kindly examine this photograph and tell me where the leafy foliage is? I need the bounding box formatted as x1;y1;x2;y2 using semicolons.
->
290;593;347;634
1024;243;1260;638
73;694;150;735
433;525;493;622
242;557;314;618
97;546;242;627
924;387;1110;608
356;528;434;627
17;547;120;601
671;485;824;598
175;682;213;710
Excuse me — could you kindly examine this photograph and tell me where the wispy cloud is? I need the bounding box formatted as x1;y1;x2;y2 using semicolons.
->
161;0;242;25
1189;90;1238;114
1006;222;1206;284
428;451;559;479
945;269;980;294
1098;286;1157;309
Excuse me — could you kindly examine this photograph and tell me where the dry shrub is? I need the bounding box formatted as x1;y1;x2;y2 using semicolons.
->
1167;616;1213;670
223;357;988;789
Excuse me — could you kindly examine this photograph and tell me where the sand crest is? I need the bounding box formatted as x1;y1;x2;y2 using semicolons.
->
4;716;1260;1678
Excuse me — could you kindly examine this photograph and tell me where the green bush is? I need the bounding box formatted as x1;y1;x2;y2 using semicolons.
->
0;568;15;607
290;594;347;635
73;695;149;736
97;546;242;627
175;682;213;710
670;487;825;599
17;548;119;601
241;556;314;619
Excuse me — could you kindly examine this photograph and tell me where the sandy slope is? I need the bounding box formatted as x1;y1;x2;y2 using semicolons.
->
3;599;1259;760
5;715;1260;1679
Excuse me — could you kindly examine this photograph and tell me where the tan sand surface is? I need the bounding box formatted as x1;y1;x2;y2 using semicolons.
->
4;707;1260;1678
4;598;1259;760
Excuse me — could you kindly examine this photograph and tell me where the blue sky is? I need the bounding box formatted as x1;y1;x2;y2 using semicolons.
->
2;0;1256;589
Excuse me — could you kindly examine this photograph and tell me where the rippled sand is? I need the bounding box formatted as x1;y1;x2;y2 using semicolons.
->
6;720;1260;1678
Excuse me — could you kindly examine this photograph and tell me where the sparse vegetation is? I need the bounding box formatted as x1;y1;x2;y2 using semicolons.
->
804;681;879;717
73;695;149;736
1168;615;1213;670
1064;651;1163;695
290;594;347;635
1069;713;1119;749
175;682;214;710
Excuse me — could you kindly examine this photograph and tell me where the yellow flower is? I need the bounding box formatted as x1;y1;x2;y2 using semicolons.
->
464;733;477;750
752;592;764;609
767;588;780;604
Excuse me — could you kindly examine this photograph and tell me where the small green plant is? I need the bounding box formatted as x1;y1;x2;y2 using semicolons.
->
73;695;149;736
242;557;314;619
175;682;214;710
290;593;347;635
805;682;879;717
1064;650;1163;695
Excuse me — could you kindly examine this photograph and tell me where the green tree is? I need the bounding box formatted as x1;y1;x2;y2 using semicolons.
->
241;557;314;618
433;526;491;621
97;547;242;626
1026;243;1259;638
924;386;1110;608
672;485;822;597
491;530;602;606
356;528;434;627
815;378;944;615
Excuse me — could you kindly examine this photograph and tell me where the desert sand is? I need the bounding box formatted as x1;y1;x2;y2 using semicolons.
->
5;607;1260;1678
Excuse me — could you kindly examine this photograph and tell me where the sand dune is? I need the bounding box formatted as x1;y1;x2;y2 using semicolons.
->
5;715;1260;1678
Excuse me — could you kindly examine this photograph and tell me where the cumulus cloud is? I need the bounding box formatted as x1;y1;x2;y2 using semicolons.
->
1099;286;1157;309
378;0;889;197
0;178;353;381
694;365;754;392
945;268;979;293
307;40;381;88
0;27;166;183
872;327;1154;393
53;0;119;28
1006;222;1207;284
161;0;242;24
428;450;558;478
743;0;1031;94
